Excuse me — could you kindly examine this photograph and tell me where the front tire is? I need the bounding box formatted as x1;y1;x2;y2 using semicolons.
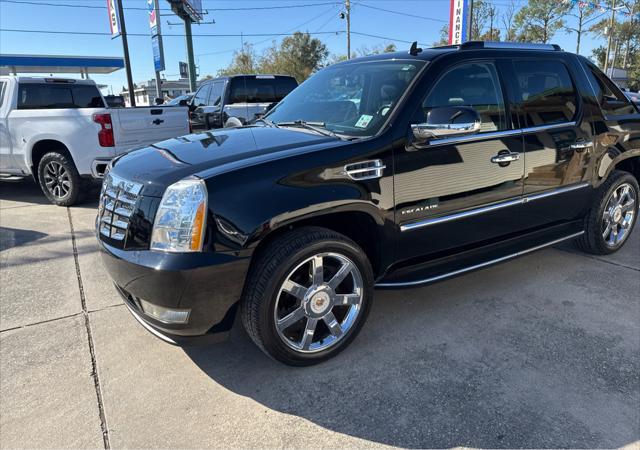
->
241;227;374;366
577;170;638;255
37;152;85;206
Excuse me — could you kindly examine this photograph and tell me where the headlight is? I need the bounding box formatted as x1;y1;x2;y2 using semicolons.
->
150;177;208;252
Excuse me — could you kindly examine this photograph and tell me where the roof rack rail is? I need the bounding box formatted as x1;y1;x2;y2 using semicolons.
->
459;41;562;51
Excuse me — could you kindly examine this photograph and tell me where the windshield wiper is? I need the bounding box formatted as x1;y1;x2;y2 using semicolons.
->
275;120;345;140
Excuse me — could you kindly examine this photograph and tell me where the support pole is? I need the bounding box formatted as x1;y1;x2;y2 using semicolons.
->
155;71;162;102
604;0;616;73
184;18;197;92
346;0;351;59
116;0;135;106
468;0;474;41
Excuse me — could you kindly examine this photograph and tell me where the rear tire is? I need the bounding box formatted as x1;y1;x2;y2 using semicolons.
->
577;170;638;255
241;227;374;366
37;152;86;206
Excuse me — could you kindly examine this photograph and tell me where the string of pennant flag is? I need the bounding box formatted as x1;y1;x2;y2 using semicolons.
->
563;0;640;19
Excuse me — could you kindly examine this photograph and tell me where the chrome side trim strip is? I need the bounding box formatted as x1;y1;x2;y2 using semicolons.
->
400;182;590;232
521;121;576;135
400;198;522;231
375;231;585;288
429;128;521;146
524;182;590;203
428;121;576;147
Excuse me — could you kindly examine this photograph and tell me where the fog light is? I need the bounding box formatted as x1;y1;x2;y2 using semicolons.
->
139;299;190;324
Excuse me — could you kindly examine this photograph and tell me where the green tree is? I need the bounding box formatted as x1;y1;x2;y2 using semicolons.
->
514;0;571;43
217;43;259;76
471;0;500;41
501;0;518;41
433;25;449;46
564;2;600;54
260;32;329;82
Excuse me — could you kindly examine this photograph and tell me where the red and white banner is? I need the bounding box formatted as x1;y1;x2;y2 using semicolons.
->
448;0;469;45
107;0;120;37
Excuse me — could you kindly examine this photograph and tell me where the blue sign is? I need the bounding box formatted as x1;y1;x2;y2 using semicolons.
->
152;34;165;72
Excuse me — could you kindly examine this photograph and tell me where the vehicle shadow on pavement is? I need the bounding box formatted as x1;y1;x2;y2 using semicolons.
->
0;179;101;207
0;226;47;252
0;180;51;205
183;246;639;449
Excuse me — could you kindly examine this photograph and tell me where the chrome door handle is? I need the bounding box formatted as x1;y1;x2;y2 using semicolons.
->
491;152;520;164
569;140;593;152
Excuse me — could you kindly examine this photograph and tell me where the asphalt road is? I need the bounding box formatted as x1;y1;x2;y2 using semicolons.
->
1;180;638;449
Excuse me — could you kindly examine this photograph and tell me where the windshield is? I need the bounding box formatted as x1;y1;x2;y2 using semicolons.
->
265;60;425;137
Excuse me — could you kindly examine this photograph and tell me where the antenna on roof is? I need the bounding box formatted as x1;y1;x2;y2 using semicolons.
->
409;41;423;56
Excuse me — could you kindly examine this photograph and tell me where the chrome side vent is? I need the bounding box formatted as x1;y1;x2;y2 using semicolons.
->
343;159;386;181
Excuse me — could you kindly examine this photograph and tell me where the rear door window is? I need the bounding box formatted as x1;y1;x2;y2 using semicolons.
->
512;60;578;126
583;62;636;116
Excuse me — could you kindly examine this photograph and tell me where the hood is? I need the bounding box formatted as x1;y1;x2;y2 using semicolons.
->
110;126;337;197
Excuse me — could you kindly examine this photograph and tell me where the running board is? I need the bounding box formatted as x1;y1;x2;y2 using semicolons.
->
375;231;584;288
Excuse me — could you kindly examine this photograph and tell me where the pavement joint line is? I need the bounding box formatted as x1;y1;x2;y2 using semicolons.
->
0;311;84;333
554;246;640;272
0;203;44;210
67;207;111;450
0;304;126;334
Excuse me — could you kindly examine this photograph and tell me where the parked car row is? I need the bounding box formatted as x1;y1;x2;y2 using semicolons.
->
95;42;640;366
187;74;298;131
0;76;189;205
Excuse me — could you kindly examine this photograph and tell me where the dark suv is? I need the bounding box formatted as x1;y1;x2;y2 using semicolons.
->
97;42;639;366
188;74;298;131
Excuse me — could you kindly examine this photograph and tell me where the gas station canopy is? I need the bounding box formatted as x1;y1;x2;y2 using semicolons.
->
0;54;124;75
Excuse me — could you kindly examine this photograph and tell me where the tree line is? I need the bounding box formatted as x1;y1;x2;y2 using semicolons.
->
213;0;639;91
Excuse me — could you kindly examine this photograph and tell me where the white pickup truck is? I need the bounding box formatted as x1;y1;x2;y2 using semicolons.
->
0;76;190;205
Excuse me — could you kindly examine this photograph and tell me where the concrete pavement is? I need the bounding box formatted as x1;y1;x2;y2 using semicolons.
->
1;180;638;448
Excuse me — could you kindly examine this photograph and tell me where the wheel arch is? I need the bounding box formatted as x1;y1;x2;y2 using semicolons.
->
597;147;640;186
249;209;388;279
29;139;73;179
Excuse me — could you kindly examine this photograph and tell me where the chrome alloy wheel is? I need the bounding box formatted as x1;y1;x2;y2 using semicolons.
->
43;161;71;199
602;182;637;247
274;252;364;353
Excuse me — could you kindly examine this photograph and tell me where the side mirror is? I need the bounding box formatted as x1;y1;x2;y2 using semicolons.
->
412;106;481;141
178;99;189;107
154;97;164;105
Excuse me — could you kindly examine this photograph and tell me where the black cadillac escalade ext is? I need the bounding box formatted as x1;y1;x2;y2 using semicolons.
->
98;42;639;366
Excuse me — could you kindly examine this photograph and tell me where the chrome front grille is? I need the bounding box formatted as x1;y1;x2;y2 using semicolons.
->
98;173;143;241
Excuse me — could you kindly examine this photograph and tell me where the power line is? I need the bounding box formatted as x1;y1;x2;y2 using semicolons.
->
350;30;430;46
196;5;339;57
0;27;343;37
352;1;448;23
0;0;339;12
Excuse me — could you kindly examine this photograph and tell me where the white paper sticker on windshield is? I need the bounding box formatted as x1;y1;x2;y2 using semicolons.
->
355;114;373;128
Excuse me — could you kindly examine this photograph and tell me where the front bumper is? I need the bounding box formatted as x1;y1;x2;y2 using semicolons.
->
98;238;251;344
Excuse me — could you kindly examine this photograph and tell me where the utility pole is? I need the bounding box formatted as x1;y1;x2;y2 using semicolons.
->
468;0;475;41
346;0;351;59
604;0;616;74
115;0;135;106
184;17;197;92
